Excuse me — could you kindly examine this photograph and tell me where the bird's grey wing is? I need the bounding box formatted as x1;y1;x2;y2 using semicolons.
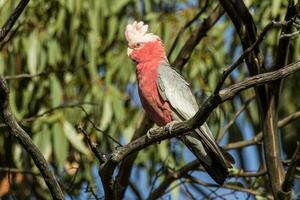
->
157;60;198;120
157;60;227;165
157;60;216;140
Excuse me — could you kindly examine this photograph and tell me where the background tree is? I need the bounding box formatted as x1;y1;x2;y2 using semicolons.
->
0;0;300;200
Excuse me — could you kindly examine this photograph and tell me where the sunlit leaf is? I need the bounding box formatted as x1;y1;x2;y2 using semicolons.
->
48;40;62;66
110;0;130;13
50;74;63;107
100;96;113;130
52;122;69;170
271;0;281;17
63;120;89;155
33;125;52;160
106;16;117;46
27;31;39;74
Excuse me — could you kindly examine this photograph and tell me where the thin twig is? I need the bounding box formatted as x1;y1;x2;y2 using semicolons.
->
129;181;143;200
0;101;122;146
77;125;107;164
22;102;98;123
0;167;40;176
214;20;293;94
4;72;50;80
280;30;300;39
187;176;273;199
172;5;224;70
4;68;72;80
217;96;255;141
0;102;96;127
78;105;122;146
147;161;267;199
100;59;300;200
181;181;197;200
229;168;267;178
167;0;209;58
0;23;22;50
0;0;30;41
226;110;300;150
281;142;300;193
85;182;101;200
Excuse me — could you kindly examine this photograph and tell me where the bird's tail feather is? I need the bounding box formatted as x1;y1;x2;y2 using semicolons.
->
180;131;234;185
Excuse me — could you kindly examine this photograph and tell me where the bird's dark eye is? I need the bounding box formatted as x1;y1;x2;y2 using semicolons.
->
135;43;141;48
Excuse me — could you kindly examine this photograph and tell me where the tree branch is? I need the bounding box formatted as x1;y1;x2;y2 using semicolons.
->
78;125;107;164
265;1;300;199
147;106;300;200
0;0;64;199
226;110;300;150
281;142;300;194
0;0;30;41
100;59;300;199
148;160;267;200
114;114;153;200
0;78;64;200
217;96;255;141
218;1;292;199
147;160;200;200
167;0;209;58
172;5;224;70
214;20;293;93
0;167;40;176
187;176;273;199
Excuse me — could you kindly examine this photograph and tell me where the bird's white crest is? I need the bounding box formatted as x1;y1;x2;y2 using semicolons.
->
125;21;160;46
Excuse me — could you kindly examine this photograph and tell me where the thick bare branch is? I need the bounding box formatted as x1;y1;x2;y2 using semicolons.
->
0;1;64;199
114;114;153;200
267;1;300;199
0;78;64;200
116;59;300;158
217;1;297;199
100;59;300;199
149;110;300;199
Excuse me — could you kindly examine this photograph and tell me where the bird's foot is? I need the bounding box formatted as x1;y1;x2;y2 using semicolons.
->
146;127;157;139
164;121;179;134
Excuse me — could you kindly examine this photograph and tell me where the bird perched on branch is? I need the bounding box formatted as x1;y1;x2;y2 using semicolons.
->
125;21;234;185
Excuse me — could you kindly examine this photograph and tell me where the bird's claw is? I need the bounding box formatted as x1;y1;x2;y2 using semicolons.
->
147;121;179;139
164;121;179;134
146;127;156;139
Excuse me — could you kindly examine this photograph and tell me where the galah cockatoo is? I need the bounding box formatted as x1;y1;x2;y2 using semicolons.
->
125;21;234;185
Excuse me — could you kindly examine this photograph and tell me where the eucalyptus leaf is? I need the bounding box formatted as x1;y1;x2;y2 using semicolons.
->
50;74;63;107
100;96;113;130
52;122;69;170
63;120;89;155
33;125;52;160
27;31;39;74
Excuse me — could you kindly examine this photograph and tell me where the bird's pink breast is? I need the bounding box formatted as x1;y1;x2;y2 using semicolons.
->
136;62;172;126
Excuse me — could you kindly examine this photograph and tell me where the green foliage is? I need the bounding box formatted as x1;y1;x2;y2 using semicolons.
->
0;0;299;199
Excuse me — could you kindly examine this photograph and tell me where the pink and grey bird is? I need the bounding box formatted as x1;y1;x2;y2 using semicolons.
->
125;21;234;185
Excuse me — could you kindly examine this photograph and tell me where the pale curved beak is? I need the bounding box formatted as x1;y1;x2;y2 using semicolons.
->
127;47;133;57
